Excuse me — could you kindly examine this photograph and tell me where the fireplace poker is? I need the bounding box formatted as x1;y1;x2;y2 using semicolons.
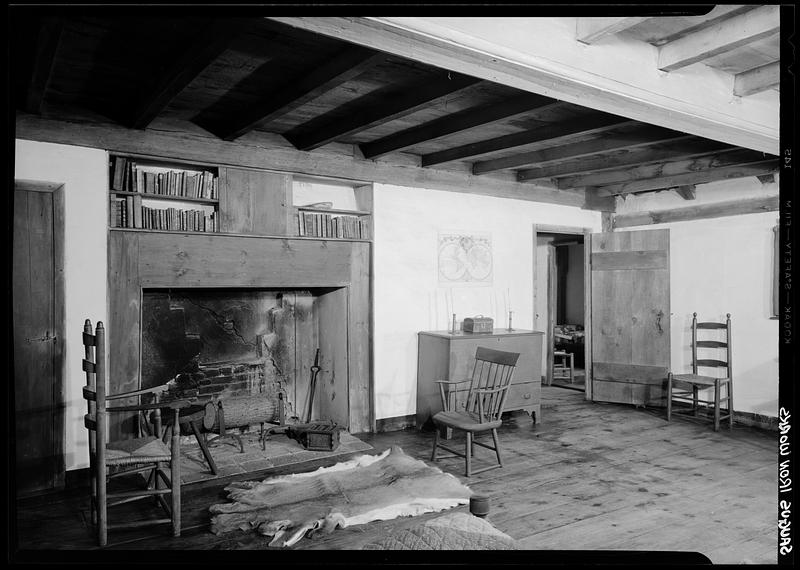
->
305;348;321;423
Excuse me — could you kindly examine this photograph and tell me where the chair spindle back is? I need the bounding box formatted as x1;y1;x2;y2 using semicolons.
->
465;347;520;422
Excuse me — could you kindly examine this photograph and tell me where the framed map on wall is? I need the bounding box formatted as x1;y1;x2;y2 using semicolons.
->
438;232;493;285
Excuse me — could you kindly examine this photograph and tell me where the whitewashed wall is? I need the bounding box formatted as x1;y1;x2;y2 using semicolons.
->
616;178;780;418
373;183;601;420
15;140;108;470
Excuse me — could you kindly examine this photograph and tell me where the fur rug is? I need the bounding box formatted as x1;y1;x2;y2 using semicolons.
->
363;511;519;550
209;446;471;547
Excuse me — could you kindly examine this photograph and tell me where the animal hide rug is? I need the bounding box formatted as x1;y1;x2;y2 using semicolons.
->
209;446;472;547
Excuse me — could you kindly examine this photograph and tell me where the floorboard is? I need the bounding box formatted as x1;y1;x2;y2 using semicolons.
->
12;386;778;563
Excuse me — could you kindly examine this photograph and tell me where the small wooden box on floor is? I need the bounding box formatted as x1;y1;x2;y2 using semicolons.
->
416;329;544;432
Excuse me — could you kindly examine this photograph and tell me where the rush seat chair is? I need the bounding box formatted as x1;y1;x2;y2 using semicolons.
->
82;319;189;546
666;313;733;432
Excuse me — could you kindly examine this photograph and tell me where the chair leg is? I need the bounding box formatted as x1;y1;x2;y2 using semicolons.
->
713;380;721;432
465;432;472;477
569;354;574;384
491;428;503;468
727;380;734;429
692;387;699;417
431;426;440;462
666;373;672;421
89;457;97;525
171;428;181;537
97;468;107;547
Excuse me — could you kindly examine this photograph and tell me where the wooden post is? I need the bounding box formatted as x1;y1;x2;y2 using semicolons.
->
95;321;107;547
171;406;181;537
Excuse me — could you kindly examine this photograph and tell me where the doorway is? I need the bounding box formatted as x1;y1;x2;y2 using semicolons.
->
533;225;591;397
13;180;66;497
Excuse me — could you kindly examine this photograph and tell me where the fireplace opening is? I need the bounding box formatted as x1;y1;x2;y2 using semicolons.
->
141;287;349;428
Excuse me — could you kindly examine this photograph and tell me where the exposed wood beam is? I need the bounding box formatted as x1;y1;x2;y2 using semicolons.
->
421;114;633;167
270;17;778;155
576;17;649;44
584;192;616;213
473;125;691;175
216;47;389;141
657;6;780;72
25;18;63;115
129;18;253;130
674;185;696;200
17;112;603;210
552;147;769;189
519;139;735;183
359;94;554;159
594;161;779;197
284;73;481;151
734;62;780;97
613;195;779;228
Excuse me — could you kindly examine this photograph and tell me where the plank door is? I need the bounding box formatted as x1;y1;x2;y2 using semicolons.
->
13;183;65;496
590;229;670;406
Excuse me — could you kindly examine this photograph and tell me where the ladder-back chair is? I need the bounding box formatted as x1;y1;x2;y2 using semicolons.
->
82;319;188;546
666;313;733;431
430;347;520;476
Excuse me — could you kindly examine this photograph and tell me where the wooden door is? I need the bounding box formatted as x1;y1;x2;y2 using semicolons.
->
13;182;65;496
590;229;670;406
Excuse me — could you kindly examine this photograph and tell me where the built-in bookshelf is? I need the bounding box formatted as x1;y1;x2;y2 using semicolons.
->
296;206;371;239
108;155;219;233
292;177;373;241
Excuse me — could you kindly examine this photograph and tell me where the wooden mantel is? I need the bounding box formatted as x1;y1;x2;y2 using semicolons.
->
108;230;372;436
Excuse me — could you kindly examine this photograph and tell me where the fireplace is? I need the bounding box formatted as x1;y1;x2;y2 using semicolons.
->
141;287;347;426
108;231;371;438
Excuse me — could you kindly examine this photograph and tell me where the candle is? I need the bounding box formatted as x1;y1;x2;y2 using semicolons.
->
507;288;511;312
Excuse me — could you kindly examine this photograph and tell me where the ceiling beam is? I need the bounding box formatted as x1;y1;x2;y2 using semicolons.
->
593;160;779;197
553;148;769;189
473;125;692;175
613;195;779;229
216;46;389;141
673;185;696;200
518;139;735;183
129;18;253;130
359;93;554;159
734;62;780;97
270;17;778;155
284;73;481;151
18;112;601;210
575;17;649;44
657;6;780;72
25;18;63;115
421;114;634;167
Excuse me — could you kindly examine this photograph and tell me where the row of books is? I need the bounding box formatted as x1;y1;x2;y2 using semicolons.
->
111;196;219;233
297;212;369;239
110;156;218;200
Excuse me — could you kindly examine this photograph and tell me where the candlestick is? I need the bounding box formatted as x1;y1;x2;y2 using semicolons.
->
507;310;514;332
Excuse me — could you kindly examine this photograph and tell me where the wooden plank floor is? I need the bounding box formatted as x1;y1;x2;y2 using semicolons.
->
12;387;777;563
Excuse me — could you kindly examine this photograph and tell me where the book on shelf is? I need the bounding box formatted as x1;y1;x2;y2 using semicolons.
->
296;211;369;239
110;195;218;233
109;155;218;199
